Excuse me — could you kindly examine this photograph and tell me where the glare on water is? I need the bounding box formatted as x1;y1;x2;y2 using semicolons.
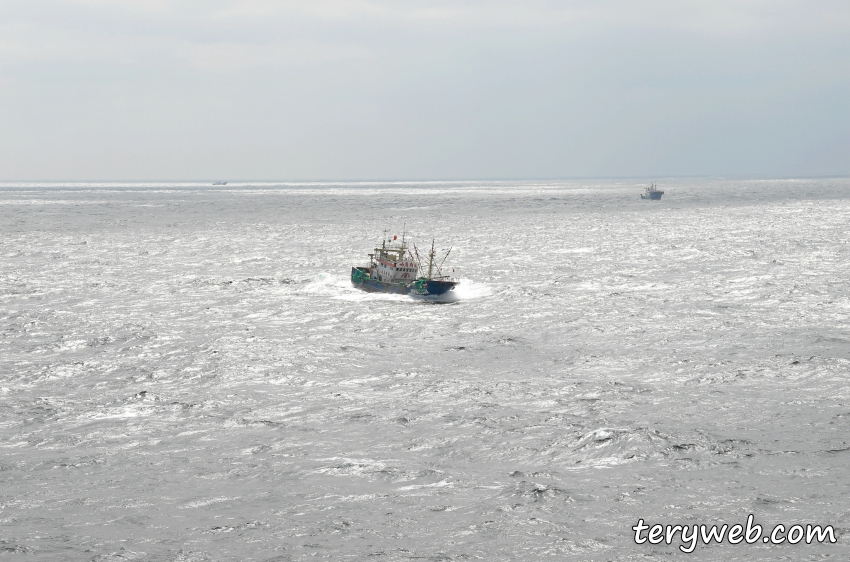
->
1;179;848;560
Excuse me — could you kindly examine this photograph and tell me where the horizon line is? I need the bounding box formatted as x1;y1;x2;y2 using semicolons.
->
0;174;848;184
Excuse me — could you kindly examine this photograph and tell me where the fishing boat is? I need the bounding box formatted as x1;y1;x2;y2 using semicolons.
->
640;182;664;200
212;181;227;186
351;230;458;296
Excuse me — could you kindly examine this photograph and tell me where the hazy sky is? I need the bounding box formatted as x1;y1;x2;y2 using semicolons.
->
1;1;848;180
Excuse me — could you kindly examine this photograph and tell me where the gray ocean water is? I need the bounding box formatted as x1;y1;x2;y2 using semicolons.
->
1;179;849;561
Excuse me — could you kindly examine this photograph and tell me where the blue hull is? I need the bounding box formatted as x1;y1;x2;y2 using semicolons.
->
351;267;457;296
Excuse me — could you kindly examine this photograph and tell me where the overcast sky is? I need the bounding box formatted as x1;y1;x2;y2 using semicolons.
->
1;0;847;180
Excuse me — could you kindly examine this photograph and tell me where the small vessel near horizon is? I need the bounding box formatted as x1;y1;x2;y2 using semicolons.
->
640;182;664;200
351;230;458;296
212;181;228;186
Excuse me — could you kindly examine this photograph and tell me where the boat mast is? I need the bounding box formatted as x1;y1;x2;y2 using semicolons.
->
412;243;423;276
427;239;436;279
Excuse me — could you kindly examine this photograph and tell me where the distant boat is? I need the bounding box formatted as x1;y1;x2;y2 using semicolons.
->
212;181;227;186
640;182;664;200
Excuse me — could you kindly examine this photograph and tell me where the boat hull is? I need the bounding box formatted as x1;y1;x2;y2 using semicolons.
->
351;267;457;296
412;279;457;296
641;192;663;200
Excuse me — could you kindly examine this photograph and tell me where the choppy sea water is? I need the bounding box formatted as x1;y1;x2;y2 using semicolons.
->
1;179;849;561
